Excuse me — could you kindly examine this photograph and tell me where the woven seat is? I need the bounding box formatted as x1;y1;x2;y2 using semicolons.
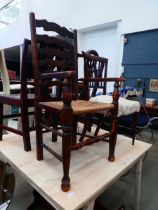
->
39;100;114;115
90;95;140;117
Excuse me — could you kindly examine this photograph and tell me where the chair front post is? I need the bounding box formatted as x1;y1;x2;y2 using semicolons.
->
108;81;119;162
35;105;43;160
60;78;73;191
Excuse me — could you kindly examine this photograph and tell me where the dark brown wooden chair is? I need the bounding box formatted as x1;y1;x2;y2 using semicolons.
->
30;12;124;192
81;50;139;145
78;50;121;142
0;39;34;151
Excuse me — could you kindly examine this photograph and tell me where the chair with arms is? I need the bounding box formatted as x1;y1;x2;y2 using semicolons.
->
0;39;34;151
30;12;124;191
81;50;140;145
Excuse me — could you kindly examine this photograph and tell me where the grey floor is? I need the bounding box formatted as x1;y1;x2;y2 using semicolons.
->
2;125;158;210
97;129;158;210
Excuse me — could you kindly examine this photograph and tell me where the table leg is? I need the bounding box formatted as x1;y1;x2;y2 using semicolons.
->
27;190;55;210
82;200;95;210
134;156;143;210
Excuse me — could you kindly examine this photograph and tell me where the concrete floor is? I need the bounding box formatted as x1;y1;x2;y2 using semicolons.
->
96;129;158;210
1;125;158;210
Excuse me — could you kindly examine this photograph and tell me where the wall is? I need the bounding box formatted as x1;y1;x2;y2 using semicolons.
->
0;0;74;49
0;0;12;9
78;23;119;76
1;0;158;48
69;0;158;34
77;20;124;79
71;0;158;79
0;0;158;78
122;29;158;103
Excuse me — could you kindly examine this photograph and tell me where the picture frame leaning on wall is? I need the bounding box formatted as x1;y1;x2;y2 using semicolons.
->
149;79;158;92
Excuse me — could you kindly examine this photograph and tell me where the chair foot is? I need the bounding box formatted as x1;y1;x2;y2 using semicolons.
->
132;140;135;145
23;138;31;152
0;128;2;140
37;145;43;160
51;134;57;142
61;177;70;192
0;129;2;140
37;154;43;161
24;145;31;152
108;155;115;162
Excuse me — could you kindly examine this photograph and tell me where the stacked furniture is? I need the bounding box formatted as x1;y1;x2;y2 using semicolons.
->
29;12;124;191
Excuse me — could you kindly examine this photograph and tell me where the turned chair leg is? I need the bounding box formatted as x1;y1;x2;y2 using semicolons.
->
79;114;91;142
36;108;43;160
44;111;58;143
21;106;31;151
108;116;118;162
94;114;104;136
51;115;58;143
132;112;137;145
72;117;77;145
61;101;72;191
61;125;71;192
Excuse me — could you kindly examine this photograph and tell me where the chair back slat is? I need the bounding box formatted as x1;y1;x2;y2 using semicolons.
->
30;12;78;101
40;48;74;60
39;60;74;71
36;35;74;51
36;19;74;39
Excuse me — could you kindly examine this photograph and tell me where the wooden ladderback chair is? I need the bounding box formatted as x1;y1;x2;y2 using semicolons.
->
82;50;140;144
0;39;34;151
30;12;124;192
79;52;125;140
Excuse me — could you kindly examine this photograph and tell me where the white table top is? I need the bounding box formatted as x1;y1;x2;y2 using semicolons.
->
0;130;151;210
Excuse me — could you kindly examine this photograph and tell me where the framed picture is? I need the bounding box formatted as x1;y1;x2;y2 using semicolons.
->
149;79;158;92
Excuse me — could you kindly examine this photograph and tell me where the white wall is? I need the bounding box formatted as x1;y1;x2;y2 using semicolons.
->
0;0;158;78
77;21;123;91
78;23;119;76
71;0;158;78
1;0;158;48
0;0;74;48
69;0;158;34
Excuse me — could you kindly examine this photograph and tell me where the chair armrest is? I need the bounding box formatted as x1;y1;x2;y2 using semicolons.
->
78;77;125;82
77;53;83;58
